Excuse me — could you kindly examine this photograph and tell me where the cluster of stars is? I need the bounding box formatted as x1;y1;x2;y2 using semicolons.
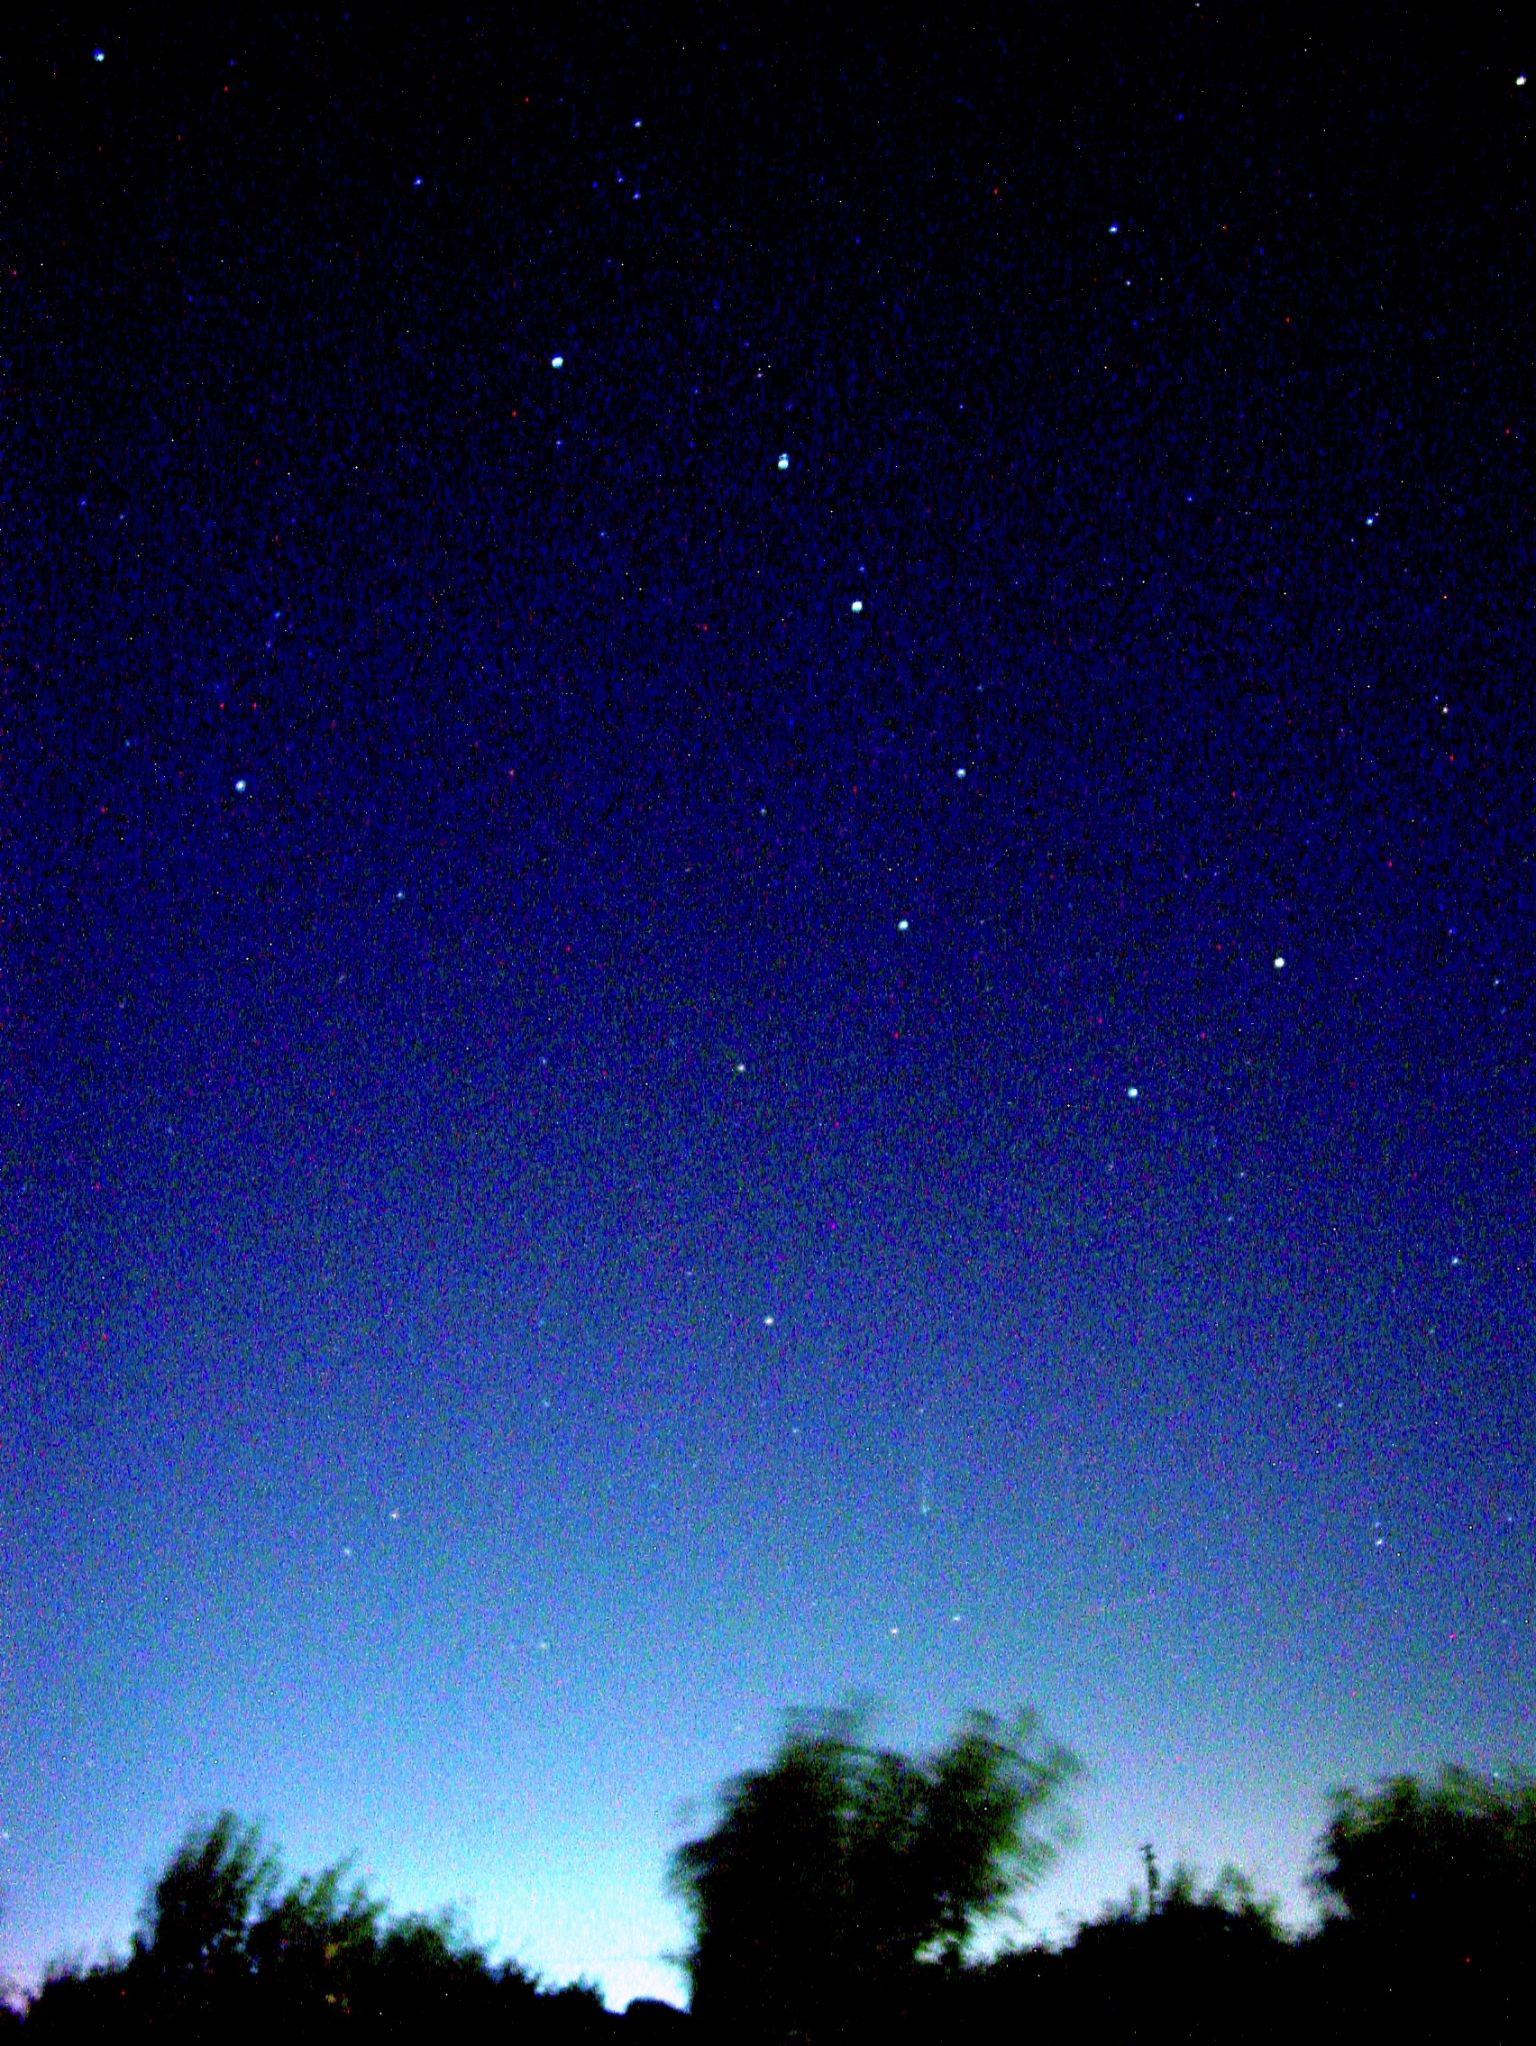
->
20;25;1529;2006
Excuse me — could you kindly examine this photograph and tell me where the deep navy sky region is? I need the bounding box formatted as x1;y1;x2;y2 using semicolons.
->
3;2;1533;2011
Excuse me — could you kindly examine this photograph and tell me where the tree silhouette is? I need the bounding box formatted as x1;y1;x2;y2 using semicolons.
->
1310;1766;1536;2043
245;1861;386;2035
670;1703;1078;2043
21;1758;1536;2044
23;1812;602;2044
130;1811;278;2035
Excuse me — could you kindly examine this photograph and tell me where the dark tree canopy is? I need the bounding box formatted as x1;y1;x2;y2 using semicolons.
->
670;1704;1079;2043
1314;1766;1536;1937
135;1813;277;1990
22;1813;612;2045
18;1761;1536;2045
1309;1766;1536;2043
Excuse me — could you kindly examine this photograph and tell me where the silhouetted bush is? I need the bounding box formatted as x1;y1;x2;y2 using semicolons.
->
20;1812;627;2043
19;1760;1536;2044
620;1998;691;2039
22;1963;136;2045
1059;1865;1291;2045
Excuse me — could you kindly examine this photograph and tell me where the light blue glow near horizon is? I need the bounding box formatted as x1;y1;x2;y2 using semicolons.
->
0;1744;1343;2011
6;1274;1526;2009
2;1622;1478;2011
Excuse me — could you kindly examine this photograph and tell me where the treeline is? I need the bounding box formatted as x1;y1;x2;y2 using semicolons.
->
8;1706;1535;2044
665;1709;1536;2045
10;1814;679;2044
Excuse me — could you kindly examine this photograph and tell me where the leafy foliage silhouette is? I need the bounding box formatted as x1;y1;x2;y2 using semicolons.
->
22;1812;613;2043
245;1862;386;2035
1057;1860;1289;2046
1309;1766;1536;2044
16;1761;1536;2043
669;1703;1079;2043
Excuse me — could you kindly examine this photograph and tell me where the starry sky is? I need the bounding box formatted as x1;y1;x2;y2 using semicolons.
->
3;2;1533;2013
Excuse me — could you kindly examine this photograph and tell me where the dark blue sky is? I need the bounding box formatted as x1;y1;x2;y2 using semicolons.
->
4;3;1533;2009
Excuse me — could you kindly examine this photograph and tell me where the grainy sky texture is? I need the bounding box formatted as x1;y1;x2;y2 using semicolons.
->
3;2;1533;2012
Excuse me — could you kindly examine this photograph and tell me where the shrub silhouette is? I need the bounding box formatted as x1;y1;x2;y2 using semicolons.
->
670;1703;1078;2043
1060;1862;1289;2045
22;1813;615;2043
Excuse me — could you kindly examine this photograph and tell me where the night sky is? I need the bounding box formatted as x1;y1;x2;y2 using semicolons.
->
4;2;1533;2013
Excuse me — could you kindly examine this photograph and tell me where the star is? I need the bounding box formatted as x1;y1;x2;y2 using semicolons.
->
551;354;565;368
850;599;864;613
